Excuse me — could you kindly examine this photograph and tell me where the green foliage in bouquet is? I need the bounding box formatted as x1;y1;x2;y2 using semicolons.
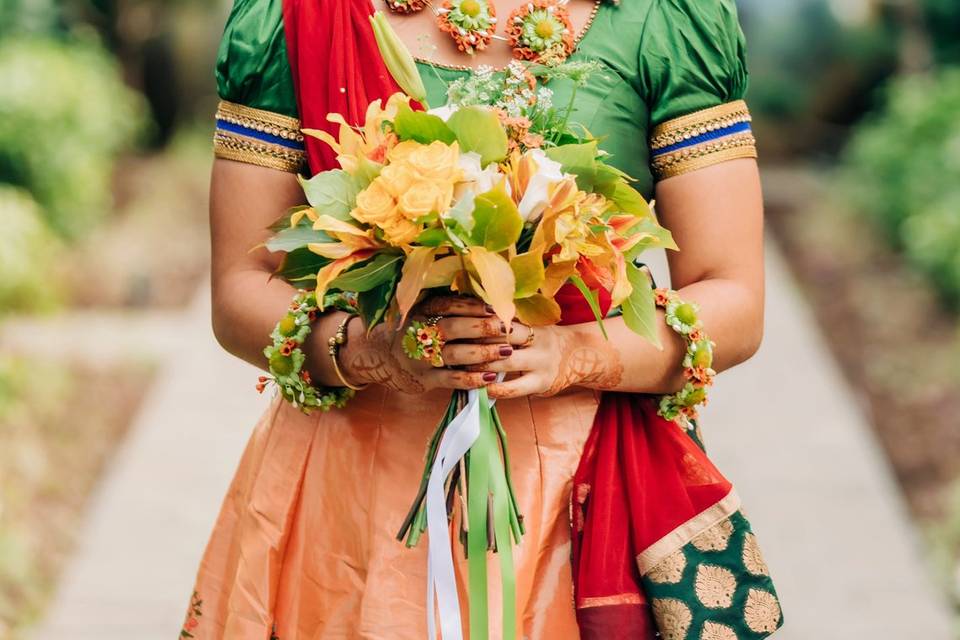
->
841;69;960;306
0;36;148;239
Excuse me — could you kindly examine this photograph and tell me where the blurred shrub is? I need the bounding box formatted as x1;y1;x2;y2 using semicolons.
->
923;0;960;66
0;36;148;239
741;0;899;158
842;69;960;305
0;186;60;313
0;0;59;37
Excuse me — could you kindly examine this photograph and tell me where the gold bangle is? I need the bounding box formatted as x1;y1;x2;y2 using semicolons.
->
328;315;369;391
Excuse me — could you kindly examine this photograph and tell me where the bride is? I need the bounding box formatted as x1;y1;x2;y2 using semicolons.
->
185;0;780;637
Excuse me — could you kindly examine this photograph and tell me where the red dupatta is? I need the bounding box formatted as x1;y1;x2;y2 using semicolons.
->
280;3;757;639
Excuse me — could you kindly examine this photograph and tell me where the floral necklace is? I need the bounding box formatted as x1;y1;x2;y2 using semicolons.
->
384;0;577;65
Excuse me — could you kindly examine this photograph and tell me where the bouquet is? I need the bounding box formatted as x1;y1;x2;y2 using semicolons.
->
262;19;675;640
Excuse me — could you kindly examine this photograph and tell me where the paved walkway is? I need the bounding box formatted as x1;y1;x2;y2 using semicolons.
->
30;244;954;638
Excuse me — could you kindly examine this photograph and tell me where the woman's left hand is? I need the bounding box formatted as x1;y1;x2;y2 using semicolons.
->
466;324;623;399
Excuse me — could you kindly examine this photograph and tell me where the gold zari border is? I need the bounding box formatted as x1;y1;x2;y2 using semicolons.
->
636;489;741;575
214;131;305;173
652;136;757;180
649;99;752;150
215;100;303;141
578;593;645;609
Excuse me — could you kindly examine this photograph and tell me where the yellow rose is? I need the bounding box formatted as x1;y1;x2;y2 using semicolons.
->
406;140;462;183
382;217;421;246
398;180;452;220
378;162;418;199
387;140;423;164
353;178;397;225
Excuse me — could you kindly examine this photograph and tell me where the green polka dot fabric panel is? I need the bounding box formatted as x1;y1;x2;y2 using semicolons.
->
642;511;783;639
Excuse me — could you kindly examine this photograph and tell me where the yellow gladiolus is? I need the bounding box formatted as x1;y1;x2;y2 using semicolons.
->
370;11;428;105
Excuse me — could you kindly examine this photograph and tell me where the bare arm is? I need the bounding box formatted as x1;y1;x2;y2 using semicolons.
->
483;158;765;398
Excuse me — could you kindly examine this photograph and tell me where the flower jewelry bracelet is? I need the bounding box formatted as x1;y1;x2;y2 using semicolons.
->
258;290;355;413
654;288;716;424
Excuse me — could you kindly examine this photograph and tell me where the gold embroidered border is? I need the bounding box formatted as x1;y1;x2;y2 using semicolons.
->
216;100;303;141
578;593;645;609
651;135;757;181
636;489;741;575
650;100;752;150
214;131;305;173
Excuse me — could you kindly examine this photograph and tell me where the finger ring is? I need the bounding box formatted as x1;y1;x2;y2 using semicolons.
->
402;318;446;367
522;325;535;347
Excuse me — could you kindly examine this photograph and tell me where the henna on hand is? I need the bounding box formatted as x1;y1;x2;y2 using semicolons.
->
540;327;624;396
342;323;426;394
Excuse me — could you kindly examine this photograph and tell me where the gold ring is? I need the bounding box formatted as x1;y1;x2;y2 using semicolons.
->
522;325;535;347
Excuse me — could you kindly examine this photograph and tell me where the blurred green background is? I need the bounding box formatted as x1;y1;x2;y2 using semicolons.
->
0;0;959;636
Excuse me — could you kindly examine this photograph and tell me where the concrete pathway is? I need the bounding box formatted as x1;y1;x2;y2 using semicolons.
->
30;244;954;639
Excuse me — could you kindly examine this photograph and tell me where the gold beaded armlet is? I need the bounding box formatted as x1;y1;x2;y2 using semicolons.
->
649;100;757;181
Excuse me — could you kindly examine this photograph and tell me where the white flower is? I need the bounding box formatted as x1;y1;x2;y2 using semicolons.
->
516;148;566;222
427;104;457;121
458;151;505;193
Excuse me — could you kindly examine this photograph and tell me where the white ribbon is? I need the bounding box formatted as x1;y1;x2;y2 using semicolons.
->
425;389;481;640
425;379;503;640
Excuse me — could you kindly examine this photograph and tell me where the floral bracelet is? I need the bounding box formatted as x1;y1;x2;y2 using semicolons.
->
258;290;355;414
654;288;716;424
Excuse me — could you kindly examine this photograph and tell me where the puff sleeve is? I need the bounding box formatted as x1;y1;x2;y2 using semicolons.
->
213;0;305;172
638;0;756;181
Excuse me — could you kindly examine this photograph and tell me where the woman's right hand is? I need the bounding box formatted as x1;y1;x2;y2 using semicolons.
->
338;296;532;394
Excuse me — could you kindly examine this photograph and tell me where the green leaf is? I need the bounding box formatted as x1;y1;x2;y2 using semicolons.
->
446;192;476;233
298;170;360;220
623;218;678;260
415;226;450;247
471;182;523;252
569;275;608;339
446;106;508;166
328;253;403;292
273;247;331;283
265;224;333;253
600;181;652;217
621;263;661;348
357;272;400;331
510;252;545;298
394;102;457;144
545;141;599;188
268;205;312;233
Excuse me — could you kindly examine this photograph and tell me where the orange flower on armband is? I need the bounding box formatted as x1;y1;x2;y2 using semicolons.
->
654;288;672;308
279;339;298;357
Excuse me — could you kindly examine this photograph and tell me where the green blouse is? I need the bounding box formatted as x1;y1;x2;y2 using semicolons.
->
213;0;756;195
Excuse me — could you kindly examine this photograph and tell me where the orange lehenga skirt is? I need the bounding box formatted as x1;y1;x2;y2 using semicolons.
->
181;386;600;639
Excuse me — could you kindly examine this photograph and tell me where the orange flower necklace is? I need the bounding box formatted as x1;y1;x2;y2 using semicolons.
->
385;0;576;64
